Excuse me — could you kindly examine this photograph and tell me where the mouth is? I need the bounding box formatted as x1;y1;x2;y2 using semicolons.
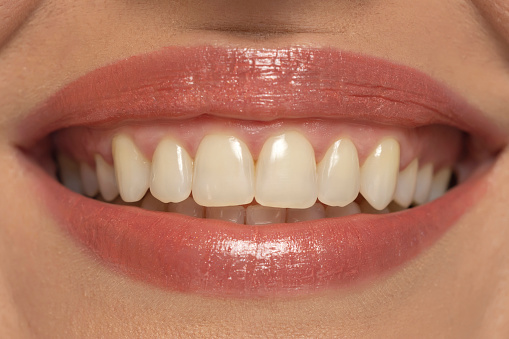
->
14;46;506;297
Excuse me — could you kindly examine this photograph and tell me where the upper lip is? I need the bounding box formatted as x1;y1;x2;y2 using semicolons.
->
15;46;507;151
16;46;507;297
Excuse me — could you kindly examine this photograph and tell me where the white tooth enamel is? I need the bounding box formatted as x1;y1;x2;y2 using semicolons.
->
206;206;246;224
317;139;360;207
360;138;400;210
325;202;361;218
150;138;193;203
95;154;119;201
168;197;204;218
141;193;167;212
427;167;452;202
360;200;389;214
112;134;151;202
57;154;83;194
80;162;99;197
246;206;286;225
393;158;418;208
413;163;434;205
255;131;317;208
286;203;325;223
192;135;255;207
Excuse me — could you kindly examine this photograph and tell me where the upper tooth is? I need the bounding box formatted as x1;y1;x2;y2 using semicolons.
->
255;131;317;208
150;138;193;203
206;206;246;224
427;167;452;202
95;154;119;201
80;162;99;197
112;134;151;202
286;203;325;222
393;158;418;208
246;205;286;225
413;163;434;205
317;139;360;207
192;135;255;207
360;138;400;210
57;154;83;194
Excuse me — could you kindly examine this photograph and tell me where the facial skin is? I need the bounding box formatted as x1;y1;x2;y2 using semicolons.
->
1;0;509;337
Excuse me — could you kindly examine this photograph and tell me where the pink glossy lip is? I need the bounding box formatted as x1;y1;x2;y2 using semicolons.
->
18;47;503;297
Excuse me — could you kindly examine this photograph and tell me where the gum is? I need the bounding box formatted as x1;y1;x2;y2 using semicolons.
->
53;116;462;171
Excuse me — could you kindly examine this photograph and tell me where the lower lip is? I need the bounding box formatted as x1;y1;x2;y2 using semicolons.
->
27;151;488;297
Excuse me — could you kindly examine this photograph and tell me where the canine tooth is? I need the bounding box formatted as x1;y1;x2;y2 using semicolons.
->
360;138;400;210
325;202;361;217
413;163;434;205
427;167;452;202
360;200;389;214
57;154;83;194
112;134;151;202
193;135;255;207
317;139;360;207
80;162;99;197
168;197;204;218
393;159;418;208
287;203;325;223
256;131;317;208
141;193;167;212
206;206;246;224
150;138;193;203
95;154;119;201
246;206;286;225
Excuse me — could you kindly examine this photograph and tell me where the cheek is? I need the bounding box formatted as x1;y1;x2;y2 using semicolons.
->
471;0;509;43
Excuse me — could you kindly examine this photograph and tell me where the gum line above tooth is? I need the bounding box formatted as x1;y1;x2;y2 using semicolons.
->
59;132;453;215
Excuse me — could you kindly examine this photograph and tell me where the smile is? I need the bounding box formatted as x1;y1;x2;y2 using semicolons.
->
15;46;505;297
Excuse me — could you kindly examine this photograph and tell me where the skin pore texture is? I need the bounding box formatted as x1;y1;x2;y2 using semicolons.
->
1;0;509;337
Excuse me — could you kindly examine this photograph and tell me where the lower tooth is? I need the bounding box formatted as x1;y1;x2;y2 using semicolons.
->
168;197;205;218
206;206;246;224
427;168;452;202
360;200;389;214
246;206;286;225
286;203;325;223
325;202;361;217
57;154;83;194
140;193;167;212
80;162;99;197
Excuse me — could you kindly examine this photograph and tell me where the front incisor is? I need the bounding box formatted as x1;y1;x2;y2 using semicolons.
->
192;135;255;207
255;131;317;209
